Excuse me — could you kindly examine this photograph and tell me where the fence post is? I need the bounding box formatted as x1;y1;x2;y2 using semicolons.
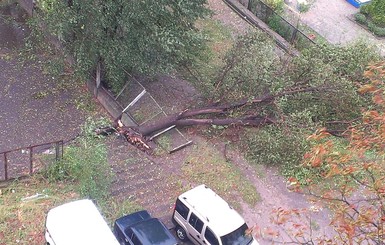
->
4;153;8;181
29;146;33;175
291;28;298;44
55;141;61;161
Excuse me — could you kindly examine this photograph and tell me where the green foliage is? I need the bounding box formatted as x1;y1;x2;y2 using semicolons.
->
368;21;385;36
242;126;309;168
298;3;310;13
279;42;378;126
360;0;385;27
34;0;211;90
267;15;291;40
354;13;367;25
180;19;234;98
267;15;315;50
44;117;113;201
203;33;379;174
210;35;378;125
357;2;385;37
206;31;278;103
263;0;284;12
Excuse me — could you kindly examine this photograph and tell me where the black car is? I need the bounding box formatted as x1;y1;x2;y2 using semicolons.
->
114;210;178;245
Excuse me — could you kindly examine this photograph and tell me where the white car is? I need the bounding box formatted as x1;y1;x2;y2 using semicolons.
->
172;185;259;245
45;199;120;245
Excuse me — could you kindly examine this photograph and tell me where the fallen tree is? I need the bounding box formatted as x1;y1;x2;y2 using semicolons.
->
134;86;328;137
100;33;377;157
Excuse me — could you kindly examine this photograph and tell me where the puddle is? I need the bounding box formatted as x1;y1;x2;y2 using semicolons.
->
0;3;29;49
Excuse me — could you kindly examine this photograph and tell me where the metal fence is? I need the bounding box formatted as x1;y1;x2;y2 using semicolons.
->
247;0;316;50
0;140;63;181
114;74;192;153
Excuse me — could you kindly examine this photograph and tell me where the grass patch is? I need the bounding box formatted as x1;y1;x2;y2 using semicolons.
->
0;175;141;244
181;141;260;209
0;176;80;244
184;19;235;95
99;198;142;227
0;116;141;244
44;117;113;201
153;133;172;155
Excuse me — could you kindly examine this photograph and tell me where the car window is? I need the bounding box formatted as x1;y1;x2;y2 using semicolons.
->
175;199;189;220
205;227;219;245
188;213;204;232
131;233;142;245
220;223;253;245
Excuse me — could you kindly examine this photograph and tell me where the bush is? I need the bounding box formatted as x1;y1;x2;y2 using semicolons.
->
360;0;385;27
368;21;385;37
355;13;367;25
373;26;385;36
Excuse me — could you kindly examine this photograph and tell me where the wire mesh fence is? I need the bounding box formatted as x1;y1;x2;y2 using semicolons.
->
114;76;192;153
247;0;316;50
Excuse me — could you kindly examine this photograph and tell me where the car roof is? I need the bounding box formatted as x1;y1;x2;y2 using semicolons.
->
46;199;119;245
129;218;178;245
179;185;246;237
115;210;152;230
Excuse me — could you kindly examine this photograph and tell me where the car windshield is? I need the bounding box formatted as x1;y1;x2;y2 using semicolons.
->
220;223;253;245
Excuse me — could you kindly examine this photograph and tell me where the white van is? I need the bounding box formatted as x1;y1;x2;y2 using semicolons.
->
172;185;259;245
45;199;120;245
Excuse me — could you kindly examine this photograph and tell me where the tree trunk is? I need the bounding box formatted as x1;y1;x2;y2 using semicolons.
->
132;86;324;136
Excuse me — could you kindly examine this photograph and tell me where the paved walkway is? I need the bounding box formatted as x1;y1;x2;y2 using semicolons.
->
0;4;91;153
296;0;385;55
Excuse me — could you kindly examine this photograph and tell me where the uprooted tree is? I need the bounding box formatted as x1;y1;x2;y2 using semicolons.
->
118;33;378;145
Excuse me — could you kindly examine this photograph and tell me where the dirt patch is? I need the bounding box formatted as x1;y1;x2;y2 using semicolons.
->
0;2;29;49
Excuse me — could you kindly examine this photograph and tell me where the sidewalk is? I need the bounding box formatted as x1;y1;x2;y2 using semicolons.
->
296;0;385;55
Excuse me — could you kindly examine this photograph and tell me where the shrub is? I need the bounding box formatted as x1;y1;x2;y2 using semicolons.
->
360;0;385;27
367;21;385;37
372;25;385;36
355;13;367;25
372;14;385;27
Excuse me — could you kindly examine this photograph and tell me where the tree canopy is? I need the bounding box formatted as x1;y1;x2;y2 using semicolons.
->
36;0;210;88
283;62;385;244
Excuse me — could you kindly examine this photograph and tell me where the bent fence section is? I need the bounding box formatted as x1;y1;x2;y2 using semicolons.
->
0;140;63;181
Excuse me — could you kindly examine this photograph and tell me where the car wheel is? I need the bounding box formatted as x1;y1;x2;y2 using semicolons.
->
176;226;188;241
